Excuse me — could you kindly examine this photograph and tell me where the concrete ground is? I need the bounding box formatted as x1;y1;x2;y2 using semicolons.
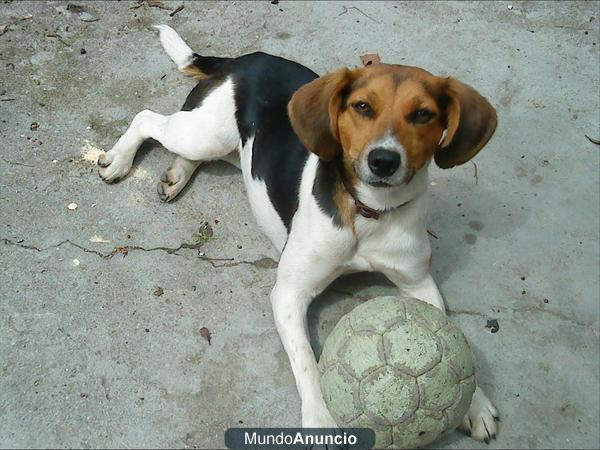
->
1;1;598;448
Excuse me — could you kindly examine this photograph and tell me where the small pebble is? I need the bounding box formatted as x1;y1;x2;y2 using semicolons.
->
508;4;513;10
67;202;78;211
200;327;212;344
80;48;87;55
78;12;98;22
72;259;80;266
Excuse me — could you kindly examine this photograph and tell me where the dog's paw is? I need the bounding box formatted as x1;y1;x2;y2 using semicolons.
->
98;151;132;184
156;166;189;202
302;404;338;429
458;386;499;443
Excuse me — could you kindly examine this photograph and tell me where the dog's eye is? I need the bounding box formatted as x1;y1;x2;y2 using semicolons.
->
412;108;435;125
353;101;374;117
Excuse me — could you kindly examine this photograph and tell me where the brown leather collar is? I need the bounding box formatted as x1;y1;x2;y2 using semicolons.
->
341;175;410;220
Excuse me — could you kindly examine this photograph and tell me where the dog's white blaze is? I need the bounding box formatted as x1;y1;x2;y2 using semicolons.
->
240;136;288;252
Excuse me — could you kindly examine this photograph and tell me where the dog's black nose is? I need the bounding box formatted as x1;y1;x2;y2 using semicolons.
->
368;148;401;178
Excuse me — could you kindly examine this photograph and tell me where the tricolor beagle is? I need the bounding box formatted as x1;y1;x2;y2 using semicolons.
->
98;25;499;442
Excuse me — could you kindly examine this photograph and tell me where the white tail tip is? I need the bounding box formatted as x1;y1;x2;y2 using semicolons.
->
154;24;194;71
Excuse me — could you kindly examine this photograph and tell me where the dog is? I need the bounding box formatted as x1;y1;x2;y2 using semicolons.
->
98;25;499;442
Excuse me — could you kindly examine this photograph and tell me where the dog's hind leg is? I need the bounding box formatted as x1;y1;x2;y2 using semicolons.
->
157;156;202;202
100;77;240;191
98;109;165;184
157;149;240;202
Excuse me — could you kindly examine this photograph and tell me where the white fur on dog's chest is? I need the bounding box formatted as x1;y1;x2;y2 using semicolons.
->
347;200;432;275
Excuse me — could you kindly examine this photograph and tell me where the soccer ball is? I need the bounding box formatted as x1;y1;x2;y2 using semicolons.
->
319;296;475;449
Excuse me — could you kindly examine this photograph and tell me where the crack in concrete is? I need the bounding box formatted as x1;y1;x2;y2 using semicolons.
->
198;256;278;269
3;238;591;326
2;238;278;270
447;308;489;319
3;237;206;259
2;157;36;168
100;376;110;401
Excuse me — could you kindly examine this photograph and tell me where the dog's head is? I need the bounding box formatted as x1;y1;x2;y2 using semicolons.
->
288;63;497;187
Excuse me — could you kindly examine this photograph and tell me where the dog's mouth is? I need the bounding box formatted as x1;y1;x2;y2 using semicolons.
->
356;170;405;188
368;180;393;188
359;165;417;188
355;167;408;188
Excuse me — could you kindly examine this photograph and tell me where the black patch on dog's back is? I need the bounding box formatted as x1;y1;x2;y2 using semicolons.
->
182;51;344;231
227;52;319;230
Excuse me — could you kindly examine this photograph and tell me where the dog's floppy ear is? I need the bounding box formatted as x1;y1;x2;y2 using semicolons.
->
435;77;497;169
288;68;353;161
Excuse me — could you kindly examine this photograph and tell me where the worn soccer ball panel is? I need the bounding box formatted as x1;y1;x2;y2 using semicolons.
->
320;363;363;424
360;366;419;426
338;332;385;379
446;376;477;429
417;362;461;411
391;409;448;449
318;315;353;371
383;320;443;377
348;296;407;333
402;297;448;333
436;322;475;381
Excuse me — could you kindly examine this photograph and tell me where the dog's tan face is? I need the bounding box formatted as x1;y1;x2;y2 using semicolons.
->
289;63;497;186
337;66;449;186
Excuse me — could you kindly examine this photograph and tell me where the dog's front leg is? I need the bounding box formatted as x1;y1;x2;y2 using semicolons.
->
271;282;337;428
271;237;348;428
385;270;446;312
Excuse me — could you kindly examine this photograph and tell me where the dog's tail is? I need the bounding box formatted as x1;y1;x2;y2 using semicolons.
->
154;24;229;80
